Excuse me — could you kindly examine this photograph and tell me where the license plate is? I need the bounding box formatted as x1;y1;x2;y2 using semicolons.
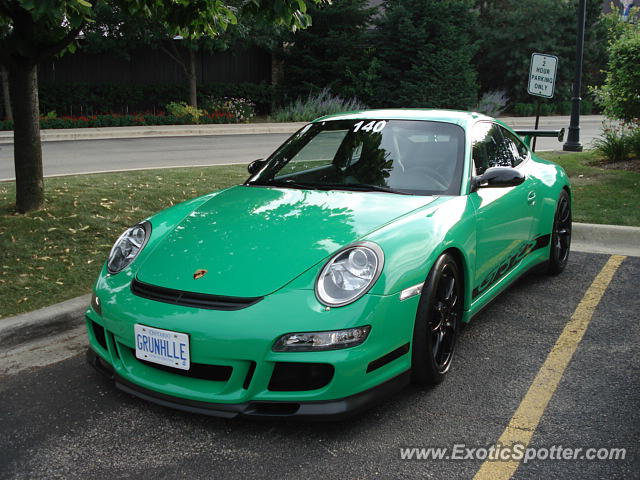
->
134;324;190;370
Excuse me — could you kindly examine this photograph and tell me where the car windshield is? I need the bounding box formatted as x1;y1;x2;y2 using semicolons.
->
247;119;465;195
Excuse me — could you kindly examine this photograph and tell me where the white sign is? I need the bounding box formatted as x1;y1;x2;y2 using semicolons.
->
528;53;558;99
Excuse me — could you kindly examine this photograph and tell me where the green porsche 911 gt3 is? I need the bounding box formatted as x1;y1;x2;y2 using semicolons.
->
86;109;571;419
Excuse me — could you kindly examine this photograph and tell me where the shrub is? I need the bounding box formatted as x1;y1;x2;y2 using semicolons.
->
594;122;632;163
203;97;256;123
581;100;594;115
271;89;366;122
514;103;535;117
629;126;640;158
0;112;253;131
32;82;276;117
475;90;508;117
539;103;556;116
557;101;572;115
165;102;205;123
594;23;640;122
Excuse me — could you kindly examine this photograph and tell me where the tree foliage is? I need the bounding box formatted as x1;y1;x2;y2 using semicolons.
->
0;0;325;212
473;0;608;105
595;21;640;122
370;0;478;109
277;0;479;109
81;2;247;108
275;0;376;102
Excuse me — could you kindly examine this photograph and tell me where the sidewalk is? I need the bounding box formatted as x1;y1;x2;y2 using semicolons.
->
0;122;308;145
0;116;606;145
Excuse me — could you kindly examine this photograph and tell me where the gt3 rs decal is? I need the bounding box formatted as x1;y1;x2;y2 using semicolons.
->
472;234;551;299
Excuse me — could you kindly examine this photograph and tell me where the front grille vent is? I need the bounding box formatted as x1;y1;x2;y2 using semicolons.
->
131;278;263;311
129;348;233;381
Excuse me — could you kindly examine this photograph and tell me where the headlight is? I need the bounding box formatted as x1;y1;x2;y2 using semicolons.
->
107;221;151;274
315;242;384;307
273;326;371;352
90;291;102;315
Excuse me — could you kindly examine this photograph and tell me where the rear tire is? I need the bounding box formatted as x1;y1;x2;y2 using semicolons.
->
411;253;463;385
547;190;572;275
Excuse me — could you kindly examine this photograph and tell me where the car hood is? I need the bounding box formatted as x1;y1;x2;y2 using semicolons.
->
137;185;436;297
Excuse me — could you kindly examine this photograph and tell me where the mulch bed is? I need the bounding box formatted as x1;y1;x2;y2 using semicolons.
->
591;158;640;173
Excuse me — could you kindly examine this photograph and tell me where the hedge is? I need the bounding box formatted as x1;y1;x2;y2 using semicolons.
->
0;112;243;131
0;82;278;118
512;100;594;117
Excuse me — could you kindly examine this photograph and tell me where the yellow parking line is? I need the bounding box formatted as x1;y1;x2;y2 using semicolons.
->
474;254;626;480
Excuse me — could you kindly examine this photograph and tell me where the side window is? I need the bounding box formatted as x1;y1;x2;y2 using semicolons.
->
471;123;505;174
500;127;529;167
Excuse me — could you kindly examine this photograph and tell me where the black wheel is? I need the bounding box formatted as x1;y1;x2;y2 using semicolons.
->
547;190;571;275
411;253;463;385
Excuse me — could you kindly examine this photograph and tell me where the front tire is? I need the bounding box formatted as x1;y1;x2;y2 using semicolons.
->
411;253;463;385
547;190;571;275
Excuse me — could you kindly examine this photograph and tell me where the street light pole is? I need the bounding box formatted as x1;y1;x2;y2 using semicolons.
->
563;0;587;151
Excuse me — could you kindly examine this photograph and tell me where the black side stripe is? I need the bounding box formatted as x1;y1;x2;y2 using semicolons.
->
471;233;551;300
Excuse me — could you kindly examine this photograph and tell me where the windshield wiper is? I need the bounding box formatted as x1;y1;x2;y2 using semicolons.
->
249;180;410;195
248;179;317;190
315;183;411;195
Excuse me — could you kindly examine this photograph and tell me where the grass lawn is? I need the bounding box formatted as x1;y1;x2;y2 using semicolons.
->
0;164;248;319
537;150;640;226
1;150;638;319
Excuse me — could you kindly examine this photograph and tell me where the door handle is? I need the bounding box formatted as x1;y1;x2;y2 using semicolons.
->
527;191;536;205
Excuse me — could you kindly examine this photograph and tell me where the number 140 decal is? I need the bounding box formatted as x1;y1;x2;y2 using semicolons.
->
353;120;387;133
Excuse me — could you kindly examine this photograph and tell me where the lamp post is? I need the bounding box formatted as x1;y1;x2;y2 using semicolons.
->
563;0;587;151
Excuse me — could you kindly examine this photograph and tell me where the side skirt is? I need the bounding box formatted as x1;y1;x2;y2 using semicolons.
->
463;251;550;323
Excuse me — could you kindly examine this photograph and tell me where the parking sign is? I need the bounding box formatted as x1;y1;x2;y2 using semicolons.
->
528;53;558;99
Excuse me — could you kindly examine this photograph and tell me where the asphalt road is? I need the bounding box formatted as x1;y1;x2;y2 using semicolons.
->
1;251;638;479
0;134;291;181
0;117;605;180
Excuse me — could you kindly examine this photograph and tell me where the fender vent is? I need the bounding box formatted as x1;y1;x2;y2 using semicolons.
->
131;278;263;311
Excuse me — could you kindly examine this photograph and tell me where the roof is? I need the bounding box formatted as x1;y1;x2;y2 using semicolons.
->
313;109;493;126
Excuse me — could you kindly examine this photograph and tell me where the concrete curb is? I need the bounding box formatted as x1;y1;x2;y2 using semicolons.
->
0;116;606;145
0;294;90;351
1;220;636;352
0;122;307;145
572;223;640;257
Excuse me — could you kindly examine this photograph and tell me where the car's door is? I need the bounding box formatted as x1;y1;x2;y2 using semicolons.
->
499;125;545;240
469;122;536;300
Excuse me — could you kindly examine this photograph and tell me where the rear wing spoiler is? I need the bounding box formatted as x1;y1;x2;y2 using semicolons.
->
514;128;565;148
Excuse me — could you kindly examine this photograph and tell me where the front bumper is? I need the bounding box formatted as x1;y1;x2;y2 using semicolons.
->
87;271;420;418
87;347;410;420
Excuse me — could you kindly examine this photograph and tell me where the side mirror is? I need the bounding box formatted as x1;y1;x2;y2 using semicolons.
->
247;159;267;175
472;166;525;191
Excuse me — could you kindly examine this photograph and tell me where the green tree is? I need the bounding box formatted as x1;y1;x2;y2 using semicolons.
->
473;0;608;105
0;0;323;214
370;0;479;109
275;0;376;102
595;21;640;122
83;2;249;109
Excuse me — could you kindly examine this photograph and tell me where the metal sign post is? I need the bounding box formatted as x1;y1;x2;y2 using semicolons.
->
527;53;558;151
